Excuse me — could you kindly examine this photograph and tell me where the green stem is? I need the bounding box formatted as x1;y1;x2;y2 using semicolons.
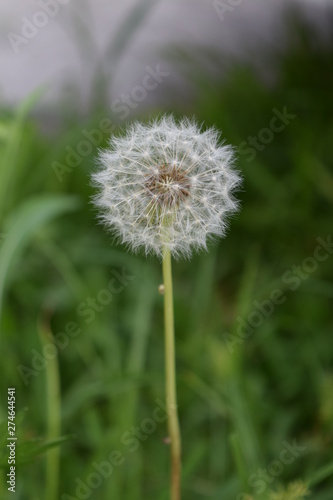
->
162;247;181;500
39;321;61;500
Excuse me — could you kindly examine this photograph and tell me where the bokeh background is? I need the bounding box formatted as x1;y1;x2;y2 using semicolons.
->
0;1;333;499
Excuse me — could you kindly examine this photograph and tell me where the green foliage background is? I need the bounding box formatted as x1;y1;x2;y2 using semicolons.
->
0;9;332;500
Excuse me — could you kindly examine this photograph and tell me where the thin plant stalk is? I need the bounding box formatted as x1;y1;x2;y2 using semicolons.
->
39;320;61;500
162;247;181;500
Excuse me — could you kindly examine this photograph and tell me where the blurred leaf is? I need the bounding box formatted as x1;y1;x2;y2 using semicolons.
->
0;195;80;330
0;89;45;220
106;0;160;71
0;435;73;468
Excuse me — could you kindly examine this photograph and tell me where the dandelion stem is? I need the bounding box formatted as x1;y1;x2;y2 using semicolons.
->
162;247;181;500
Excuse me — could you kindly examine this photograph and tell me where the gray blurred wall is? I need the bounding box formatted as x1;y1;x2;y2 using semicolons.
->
0;0;331;112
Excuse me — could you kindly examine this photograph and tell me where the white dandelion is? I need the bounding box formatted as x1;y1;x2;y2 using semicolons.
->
92;115;241;259
91;115;242;500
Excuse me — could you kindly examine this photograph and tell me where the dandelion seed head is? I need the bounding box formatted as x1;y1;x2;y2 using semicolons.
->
92;115;242;259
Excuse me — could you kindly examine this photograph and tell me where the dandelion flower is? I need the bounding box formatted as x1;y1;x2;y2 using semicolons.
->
92;115;241;259
91;115;242;499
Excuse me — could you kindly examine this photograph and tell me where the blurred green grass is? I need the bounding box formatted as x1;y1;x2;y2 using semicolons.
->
0;11;333;500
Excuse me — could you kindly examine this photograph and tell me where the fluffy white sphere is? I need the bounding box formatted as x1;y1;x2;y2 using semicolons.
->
92;115;241;259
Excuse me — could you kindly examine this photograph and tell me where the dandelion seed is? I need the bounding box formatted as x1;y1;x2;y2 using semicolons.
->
92;115;241;259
